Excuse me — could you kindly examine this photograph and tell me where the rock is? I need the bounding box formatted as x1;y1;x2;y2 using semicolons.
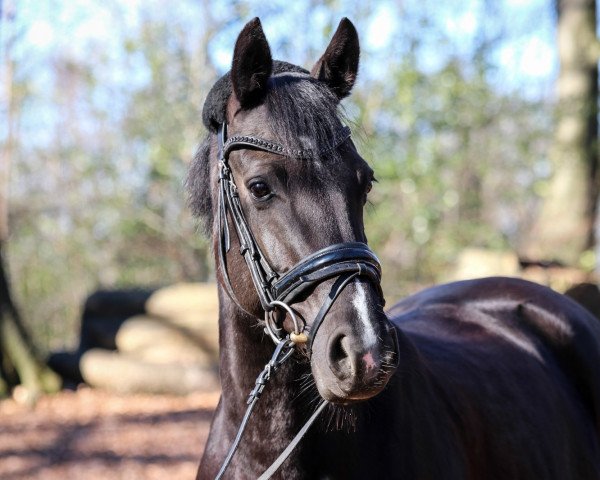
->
115;315;218;365
564;282;600;319
448;248;520;282
84;289;155;317
80;349;219;395
145;283;218;321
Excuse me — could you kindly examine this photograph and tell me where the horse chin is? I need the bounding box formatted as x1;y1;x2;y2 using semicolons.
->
311;363;393;405
317;382;384;405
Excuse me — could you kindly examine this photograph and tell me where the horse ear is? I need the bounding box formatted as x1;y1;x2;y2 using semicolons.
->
310;18;360;99
231;18;273;109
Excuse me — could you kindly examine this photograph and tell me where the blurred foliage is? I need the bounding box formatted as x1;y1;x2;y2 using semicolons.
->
3;0;555;351
355;58;550;298
6;1;222;351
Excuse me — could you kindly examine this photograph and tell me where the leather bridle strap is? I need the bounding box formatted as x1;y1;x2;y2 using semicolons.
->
218;123;278;313
222;125;352;159
307;270;360;353
272;242;382;307
257;399;328;480
214;338;296;480
214;337;327;480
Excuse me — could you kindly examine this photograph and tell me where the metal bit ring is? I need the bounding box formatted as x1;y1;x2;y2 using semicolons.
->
268;300;302;335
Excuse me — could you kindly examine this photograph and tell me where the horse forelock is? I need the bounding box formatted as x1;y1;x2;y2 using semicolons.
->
201;60;308;133
263;73;346;162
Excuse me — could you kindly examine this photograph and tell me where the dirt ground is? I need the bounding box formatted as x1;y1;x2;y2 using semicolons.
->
0;387;220;480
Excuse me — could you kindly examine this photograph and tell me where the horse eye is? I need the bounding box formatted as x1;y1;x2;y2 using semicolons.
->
361;179;373;205
249;181;272;199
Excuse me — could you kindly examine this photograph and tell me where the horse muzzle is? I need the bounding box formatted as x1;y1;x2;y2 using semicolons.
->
310;286;399;404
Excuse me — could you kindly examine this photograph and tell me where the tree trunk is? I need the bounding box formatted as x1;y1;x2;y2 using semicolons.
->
521;0;599;267
0;2;60;401
0;242;61;402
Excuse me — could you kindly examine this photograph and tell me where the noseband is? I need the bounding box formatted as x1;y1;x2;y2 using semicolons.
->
216;122;384;350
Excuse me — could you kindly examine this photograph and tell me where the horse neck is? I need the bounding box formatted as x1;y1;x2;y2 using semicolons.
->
213;288;317;476
216;288;274;397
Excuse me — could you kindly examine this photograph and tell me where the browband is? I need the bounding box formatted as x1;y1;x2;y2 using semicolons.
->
223;125;352;159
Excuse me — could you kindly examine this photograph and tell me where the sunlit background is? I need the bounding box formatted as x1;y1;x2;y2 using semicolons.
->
7;0;600;478
2;0;562;355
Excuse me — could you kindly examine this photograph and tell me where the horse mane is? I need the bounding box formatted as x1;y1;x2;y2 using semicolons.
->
187;60;346;234
186;137;212;234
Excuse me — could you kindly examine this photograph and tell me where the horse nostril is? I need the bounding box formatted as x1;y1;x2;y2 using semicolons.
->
329;334;353;377
330;334;347;362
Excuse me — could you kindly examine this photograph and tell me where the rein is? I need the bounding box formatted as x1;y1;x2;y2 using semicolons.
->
214;121;384;478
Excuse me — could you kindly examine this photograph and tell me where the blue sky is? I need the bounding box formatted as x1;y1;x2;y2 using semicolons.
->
0;0;559;154
14;0;557;96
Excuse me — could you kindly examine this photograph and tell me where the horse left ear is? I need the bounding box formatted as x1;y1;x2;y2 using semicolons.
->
231;17;273;109
311;18;360;99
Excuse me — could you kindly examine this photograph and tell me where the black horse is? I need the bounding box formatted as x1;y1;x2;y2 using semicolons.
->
187;17;600;479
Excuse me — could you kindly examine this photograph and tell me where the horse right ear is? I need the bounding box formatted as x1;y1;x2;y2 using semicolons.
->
311;18;360;99
231;18;273;109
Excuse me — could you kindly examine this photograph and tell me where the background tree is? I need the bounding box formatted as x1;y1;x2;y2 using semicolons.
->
0;0;59;400
522;0;599;268
8;1;226;354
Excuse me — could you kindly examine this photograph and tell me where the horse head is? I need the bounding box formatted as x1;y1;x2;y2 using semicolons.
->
189;18;397;404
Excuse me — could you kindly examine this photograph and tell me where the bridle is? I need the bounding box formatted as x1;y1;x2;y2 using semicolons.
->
214;121;386;479
217;121;384;350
